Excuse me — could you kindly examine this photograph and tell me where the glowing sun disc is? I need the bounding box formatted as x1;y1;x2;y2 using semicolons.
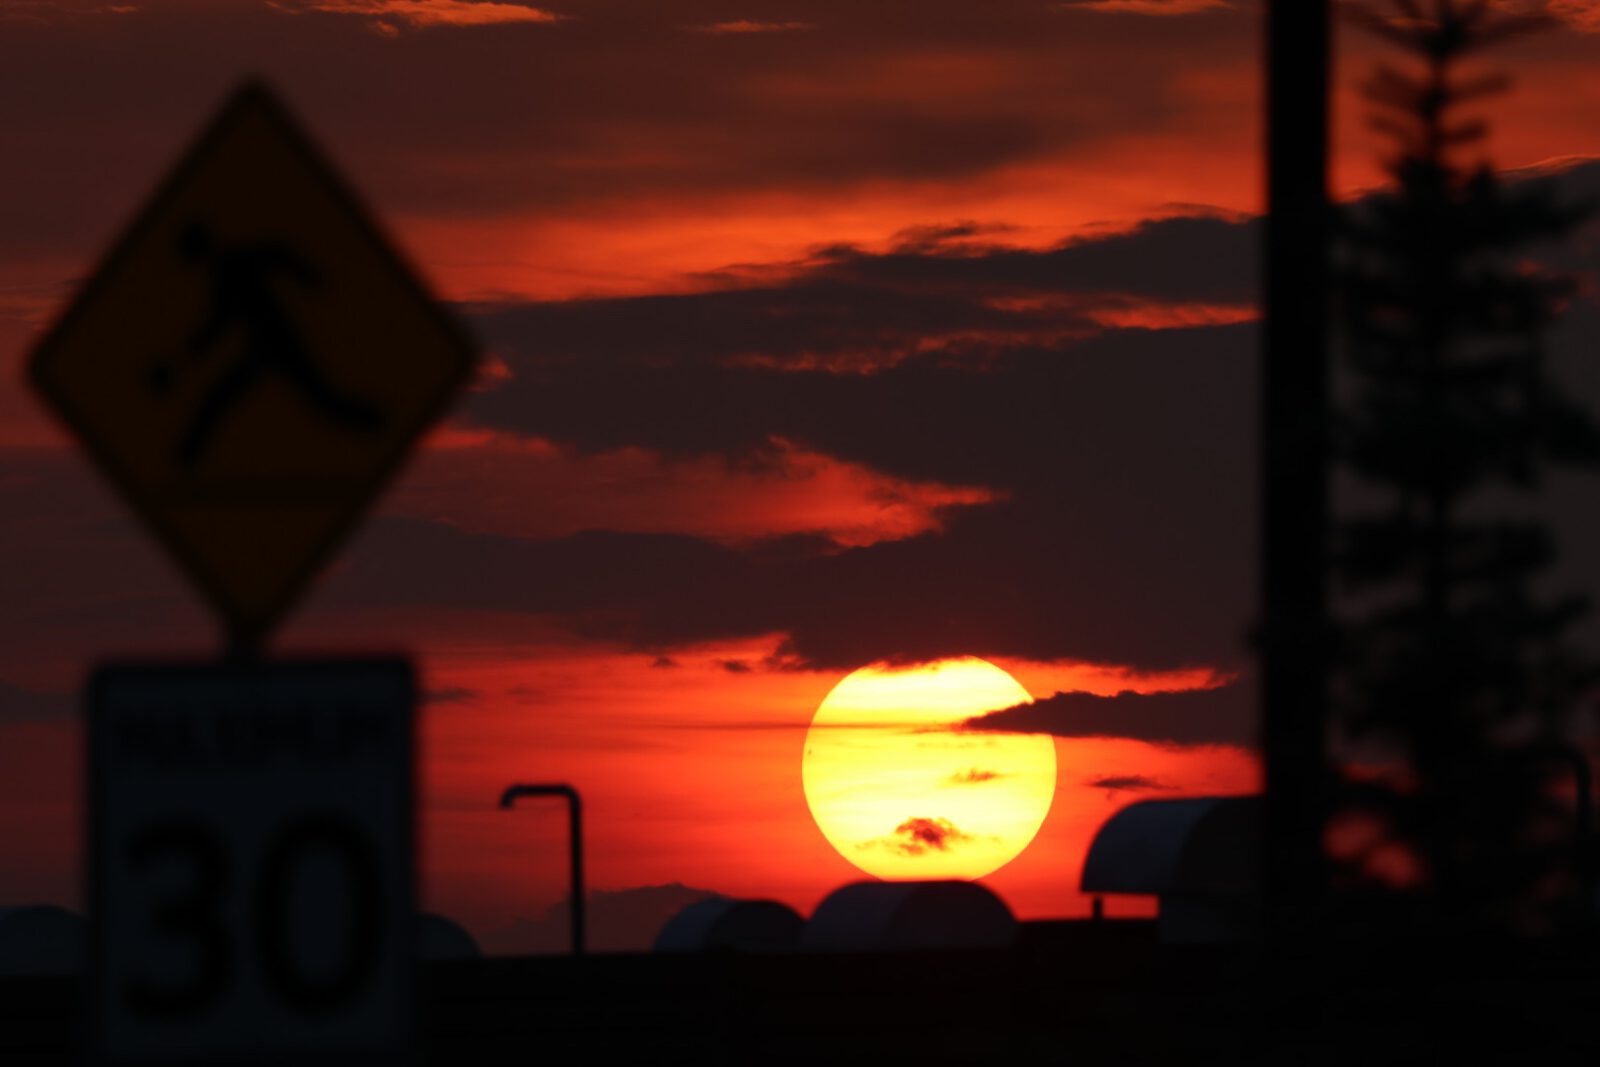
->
802;657;1056;881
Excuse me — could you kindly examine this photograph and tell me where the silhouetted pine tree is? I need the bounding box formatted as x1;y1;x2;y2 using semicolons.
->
1332;0;1600;931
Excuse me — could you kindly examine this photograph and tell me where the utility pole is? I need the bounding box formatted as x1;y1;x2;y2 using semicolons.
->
1262;0;1331;939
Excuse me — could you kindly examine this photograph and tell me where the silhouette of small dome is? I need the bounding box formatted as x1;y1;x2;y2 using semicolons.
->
1081;795;1262;943
416;912;481;961
0;906;85;977
653;897;804;952
801;880;1016;952
1081;795;1261;897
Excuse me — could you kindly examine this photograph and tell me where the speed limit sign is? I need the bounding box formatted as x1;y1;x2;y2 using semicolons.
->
88;659;415;1063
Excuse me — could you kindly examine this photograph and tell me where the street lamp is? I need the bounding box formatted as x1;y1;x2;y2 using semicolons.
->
499;783;585;956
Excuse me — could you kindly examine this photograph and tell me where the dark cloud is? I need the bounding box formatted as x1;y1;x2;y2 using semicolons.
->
479;882;721;955
1055;0;1231;15
405;210;1265;672
467;212;1256;394
271;0;564;34
0;0;1263;682
718;658;753;673
0;0;1258;267
689;19;816;34
0;451;211;670
964;684;1254;747
11;132;1600;691
471;277;1097;385
1086;773;1173;792
0;2;140;26
947;768;1004;784
26;161;1600;680
808;213;1258;305
887;220;1019;252
325;487;1251;671
424;159;1600;676
868;816;974;856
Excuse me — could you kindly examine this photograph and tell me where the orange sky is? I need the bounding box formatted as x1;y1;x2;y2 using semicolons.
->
2;0;1599;950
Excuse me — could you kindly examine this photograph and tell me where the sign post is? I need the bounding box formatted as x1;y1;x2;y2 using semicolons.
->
27;81;478;1062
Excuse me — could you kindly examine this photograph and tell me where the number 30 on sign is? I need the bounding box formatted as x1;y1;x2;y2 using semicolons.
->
88;660;414;1064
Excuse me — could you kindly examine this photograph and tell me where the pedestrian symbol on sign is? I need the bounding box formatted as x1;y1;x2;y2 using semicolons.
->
152;221;385;468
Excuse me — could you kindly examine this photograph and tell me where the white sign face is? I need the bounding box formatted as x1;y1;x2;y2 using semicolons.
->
88;659;414;1064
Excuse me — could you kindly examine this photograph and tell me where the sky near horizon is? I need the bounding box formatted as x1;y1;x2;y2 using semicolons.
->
4;0;1600;950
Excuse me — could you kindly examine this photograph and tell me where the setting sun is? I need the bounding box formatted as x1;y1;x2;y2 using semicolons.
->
802;657;1057;881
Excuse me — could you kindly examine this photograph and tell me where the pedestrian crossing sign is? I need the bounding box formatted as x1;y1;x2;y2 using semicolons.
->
28;82;478;648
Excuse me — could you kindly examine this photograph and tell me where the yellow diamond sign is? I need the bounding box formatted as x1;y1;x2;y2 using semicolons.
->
29;83;478;647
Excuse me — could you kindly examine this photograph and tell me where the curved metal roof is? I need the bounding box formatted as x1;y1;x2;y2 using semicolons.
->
1080;795;1261;897
417;912;481;961
801;880;1016;952
653;897;804;953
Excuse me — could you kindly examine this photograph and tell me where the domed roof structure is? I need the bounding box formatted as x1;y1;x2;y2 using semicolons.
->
801;881;1015;952
653;898;804;953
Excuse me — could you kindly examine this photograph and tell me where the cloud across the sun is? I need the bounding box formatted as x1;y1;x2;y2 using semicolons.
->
1087;774;1174;794
861;817;977;857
